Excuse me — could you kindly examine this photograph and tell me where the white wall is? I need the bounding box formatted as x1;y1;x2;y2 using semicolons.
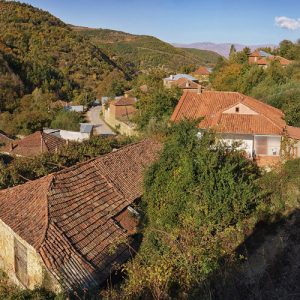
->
222;134;254;157
254;135;281;156
59;130;90;142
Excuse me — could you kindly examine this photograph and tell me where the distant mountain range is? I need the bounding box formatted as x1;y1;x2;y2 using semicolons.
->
172;42;277;57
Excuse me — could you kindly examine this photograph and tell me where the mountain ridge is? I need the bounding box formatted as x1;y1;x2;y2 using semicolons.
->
172;42;277;57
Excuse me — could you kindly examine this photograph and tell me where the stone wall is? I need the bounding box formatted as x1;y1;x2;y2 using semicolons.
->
0;219;60;292
103;106;137;136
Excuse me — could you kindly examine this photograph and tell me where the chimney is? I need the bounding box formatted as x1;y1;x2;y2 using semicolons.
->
170;75;174;80
10;142;13;151
197;85;202;94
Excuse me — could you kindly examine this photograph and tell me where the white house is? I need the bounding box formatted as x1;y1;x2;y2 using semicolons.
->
171;91;300;167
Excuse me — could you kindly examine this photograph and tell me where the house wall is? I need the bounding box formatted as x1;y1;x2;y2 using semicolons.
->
249;56;258;63
103;106;137;136
113;105;137;118
0;220;60;292
222;133;254;157
59;130;90;142
193;74;209;82
254;135;281;156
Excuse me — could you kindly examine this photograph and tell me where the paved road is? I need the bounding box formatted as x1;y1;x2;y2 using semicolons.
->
86;106;115;135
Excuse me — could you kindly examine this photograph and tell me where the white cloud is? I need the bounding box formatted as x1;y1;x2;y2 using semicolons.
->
275;16;300;30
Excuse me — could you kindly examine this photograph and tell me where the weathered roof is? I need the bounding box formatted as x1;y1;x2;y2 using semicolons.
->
193;66;210;75
249;50;272;57
64;105;84;112
1;131;66;157
80;123;93;134
165;74;197;81
287;126;300;140
112;96;136;106
171;91;286;136
171;78;201;89
254;55;291;66
0;139;162;289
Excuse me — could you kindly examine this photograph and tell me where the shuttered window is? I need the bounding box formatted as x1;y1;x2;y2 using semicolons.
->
14;238;28;287
255;136;268;155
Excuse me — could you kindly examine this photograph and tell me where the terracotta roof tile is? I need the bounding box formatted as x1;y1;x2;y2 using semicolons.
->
0;139;162;289
193;66;210;75
172;78;200;89
0;175;53;248
112;97;136;106
2;131;66;157
287;126;300;140
171;91;286;135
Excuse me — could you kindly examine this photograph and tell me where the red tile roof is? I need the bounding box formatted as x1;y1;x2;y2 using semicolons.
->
112;97;136;106
249;51;261;57
0;139;162;289
2;131;66;157
171;91;286;135
287;126;300;140
172;77;200;89
193;66;210;76
255;55;292;66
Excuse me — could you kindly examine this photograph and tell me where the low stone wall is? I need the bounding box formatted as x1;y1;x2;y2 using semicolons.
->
0;220;60;292
103;107;137;136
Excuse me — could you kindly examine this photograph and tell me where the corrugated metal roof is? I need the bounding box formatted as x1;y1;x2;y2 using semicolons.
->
165;74;197;81
80;123;93;133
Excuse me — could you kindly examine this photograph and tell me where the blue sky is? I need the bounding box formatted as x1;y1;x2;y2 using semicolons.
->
22;0;300;45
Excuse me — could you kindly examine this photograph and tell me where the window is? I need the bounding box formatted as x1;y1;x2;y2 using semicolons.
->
14;238;28;287
235;107;239;113
255;136;268;155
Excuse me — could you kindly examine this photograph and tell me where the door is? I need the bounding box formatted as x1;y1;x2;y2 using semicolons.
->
14;238;28;287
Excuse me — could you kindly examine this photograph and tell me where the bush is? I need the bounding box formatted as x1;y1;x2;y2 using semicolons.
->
51;110;83;131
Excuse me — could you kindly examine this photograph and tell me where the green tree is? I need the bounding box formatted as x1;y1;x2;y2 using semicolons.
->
119;120;262;299
51;110;83;131
133;87;182;132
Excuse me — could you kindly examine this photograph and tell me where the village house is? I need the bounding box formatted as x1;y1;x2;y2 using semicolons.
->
171;91;300;167
191;66;211;82
172;77;202;92
1;131;66;157
248;50;292;68
102;95;137;136
44;123;94;142
0;139;162;291
163;74;199;88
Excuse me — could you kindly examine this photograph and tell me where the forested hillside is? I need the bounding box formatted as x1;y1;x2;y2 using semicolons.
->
0;1;126;104
73;27;221;75
178;47;221;65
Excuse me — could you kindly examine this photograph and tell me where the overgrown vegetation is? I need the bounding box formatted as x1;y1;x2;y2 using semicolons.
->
0;136;134;189
102;121;262;299
128;68;183;134
100;121;300;299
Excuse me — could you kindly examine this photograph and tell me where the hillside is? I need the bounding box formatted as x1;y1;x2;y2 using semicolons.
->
179;47;222;64
73;27;221;74
0;1;126;101
0;49;24;112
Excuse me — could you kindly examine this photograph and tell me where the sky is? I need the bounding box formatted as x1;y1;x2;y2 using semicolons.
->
22;0;300;45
